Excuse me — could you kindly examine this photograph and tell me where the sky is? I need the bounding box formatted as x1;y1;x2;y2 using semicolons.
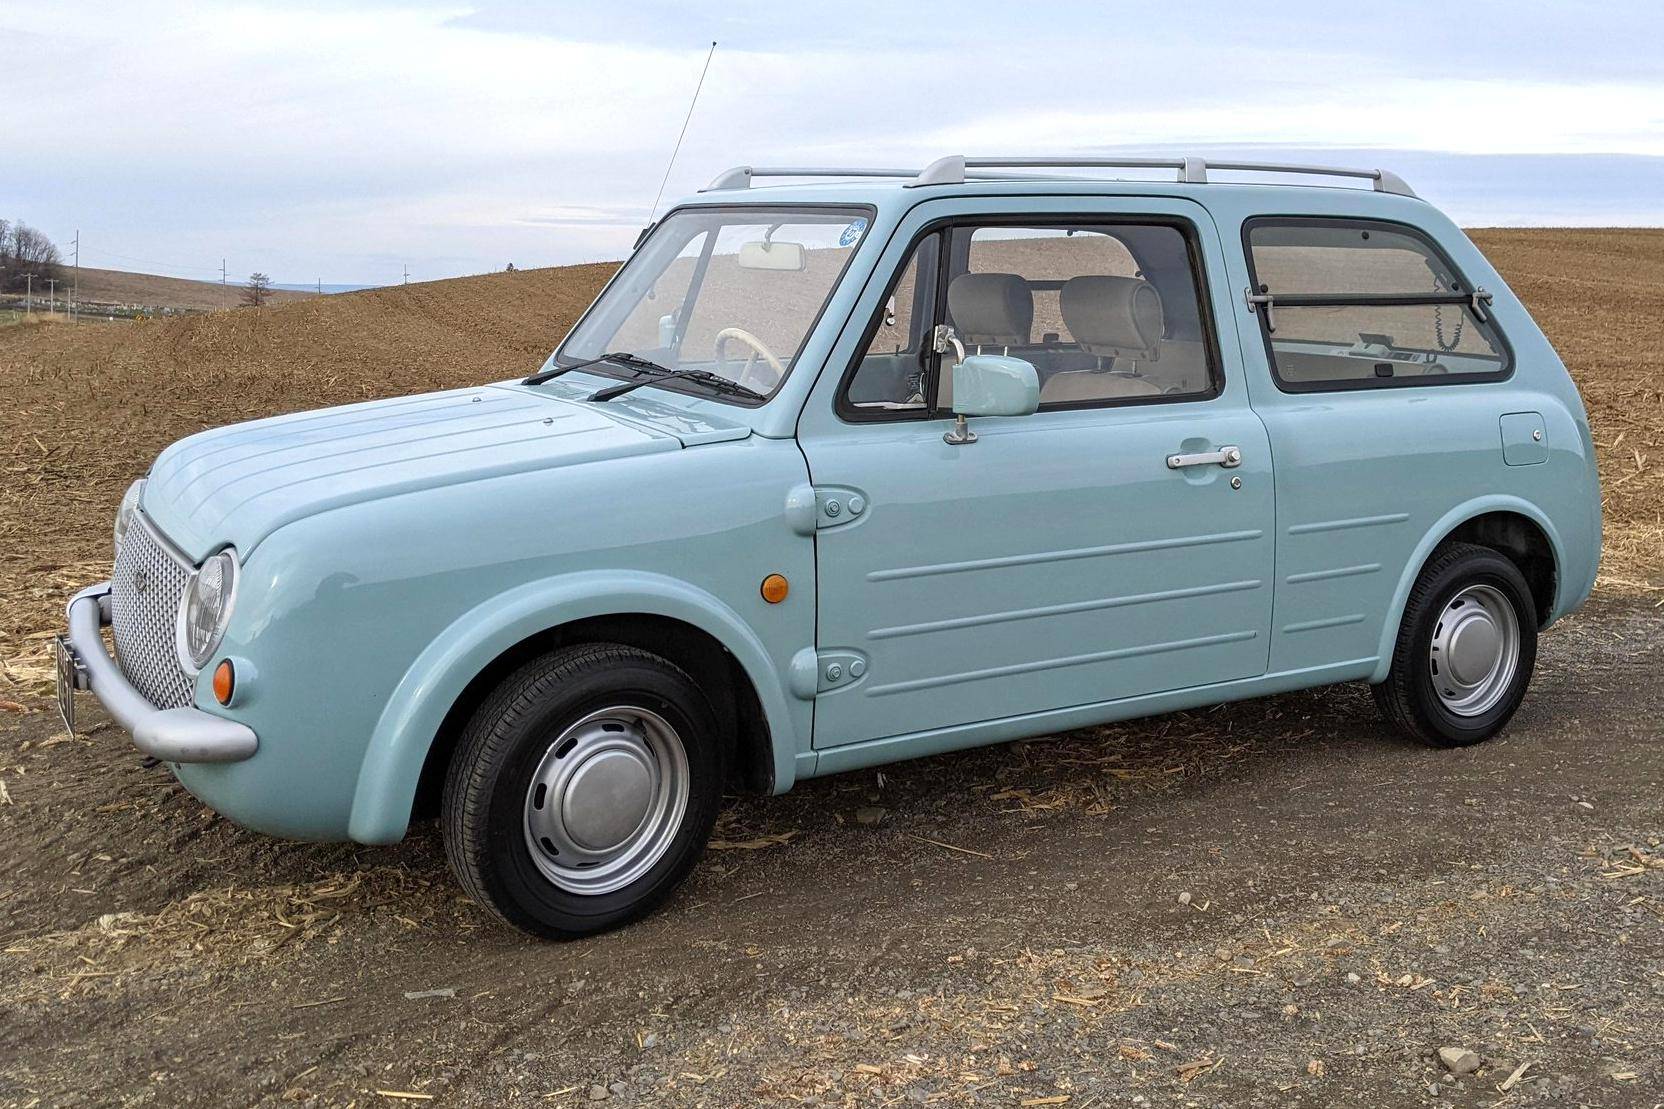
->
5;0;1664;286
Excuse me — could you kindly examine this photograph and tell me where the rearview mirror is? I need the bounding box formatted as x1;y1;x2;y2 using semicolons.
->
952;355;1039;418
737;240;807;271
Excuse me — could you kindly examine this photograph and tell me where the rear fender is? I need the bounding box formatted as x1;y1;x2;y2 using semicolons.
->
1369;495;1568;684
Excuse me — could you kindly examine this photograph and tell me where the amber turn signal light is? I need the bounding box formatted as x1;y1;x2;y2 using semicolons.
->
760;574;789;604
212;659;235;705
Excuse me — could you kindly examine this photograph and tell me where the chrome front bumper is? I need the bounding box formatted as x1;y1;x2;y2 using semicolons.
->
62;582;258;763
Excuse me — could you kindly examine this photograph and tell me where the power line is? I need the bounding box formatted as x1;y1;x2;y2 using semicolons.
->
79;245;225;276
648;40;717;222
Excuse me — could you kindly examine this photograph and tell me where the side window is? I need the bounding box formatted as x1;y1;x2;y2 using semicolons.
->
941;223;1217;408
1246;218;1510;391
842;234;941;417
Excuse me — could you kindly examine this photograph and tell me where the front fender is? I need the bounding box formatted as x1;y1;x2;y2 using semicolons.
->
1368;495;1571;685
346;570;804;844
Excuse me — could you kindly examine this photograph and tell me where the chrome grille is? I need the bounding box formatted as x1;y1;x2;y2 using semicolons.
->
111;514;196;710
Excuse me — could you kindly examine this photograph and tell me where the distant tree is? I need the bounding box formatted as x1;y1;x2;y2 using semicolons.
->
0;219;63;293
242;272;272;308
505;262;517;272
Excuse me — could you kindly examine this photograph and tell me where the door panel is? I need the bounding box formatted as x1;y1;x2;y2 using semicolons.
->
797;196;1274;750
805;405;1273;746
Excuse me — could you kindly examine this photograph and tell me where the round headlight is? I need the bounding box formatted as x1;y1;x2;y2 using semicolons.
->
114;479;145;553
177;548;239;673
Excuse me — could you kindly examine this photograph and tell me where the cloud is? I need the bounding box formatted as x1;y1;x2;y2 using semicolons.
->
5;0;1663;282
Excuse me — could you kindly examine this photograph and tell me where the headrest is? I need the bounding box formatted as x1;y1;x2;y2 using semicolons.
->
1060;275;1163;362
947;272;1032;348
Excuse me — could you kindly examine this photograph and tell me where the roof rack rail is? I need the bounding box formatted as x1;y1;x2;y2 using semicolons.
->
702;155;1416;198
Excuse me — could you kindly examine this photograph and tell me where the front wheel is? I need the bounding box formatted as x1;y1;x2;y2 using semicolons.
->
442;643;726;938
1372;542;1538;748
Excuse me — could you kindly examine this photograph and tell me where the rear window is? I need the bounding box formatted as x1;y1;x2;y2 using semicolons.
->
1245;218;1510;392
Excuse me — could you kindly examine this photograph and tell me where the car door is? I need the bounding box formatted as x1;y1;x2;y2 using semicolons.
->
796;195;1275;749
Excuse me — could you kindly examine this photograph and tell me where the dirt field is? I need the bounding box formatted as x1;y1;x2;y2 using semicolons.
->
52;267;316;313
0;231;1660;1106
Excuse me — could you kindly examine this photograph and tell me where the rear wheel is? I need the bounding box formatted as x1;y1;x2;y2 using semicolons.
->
442;643;725;938
1373;542;1537;748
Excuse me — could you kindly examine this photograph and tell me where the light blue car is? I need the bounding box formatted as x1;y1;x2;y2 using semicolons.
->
58;156;1601;938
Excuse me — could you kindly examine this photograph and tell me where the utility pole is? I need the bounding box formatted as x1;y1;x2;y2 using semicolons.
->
221;259;227;286
22;273;36;315
71;230;80;321
46;278;57;314
317;278;322;294
402;264;409;285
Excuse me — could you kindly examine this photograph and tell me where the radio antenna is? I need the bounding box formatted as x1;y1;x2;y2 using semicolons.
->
648;40;717;221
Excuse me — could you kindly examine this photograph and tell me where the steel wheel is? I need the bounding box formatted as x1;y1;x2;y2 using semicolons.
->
1426;583;1521;717
521;705;690;896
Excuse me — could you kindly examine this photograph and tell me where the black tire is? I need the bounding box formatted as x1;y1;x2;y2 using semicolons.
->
442;643;725;939
1372;542;1538;748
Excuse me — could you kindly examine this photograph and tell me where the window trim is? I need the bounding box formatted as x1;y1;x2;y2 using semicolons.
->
835;213;1225;423
1242;215;1514;395
552;201;877;408
833;230;944;423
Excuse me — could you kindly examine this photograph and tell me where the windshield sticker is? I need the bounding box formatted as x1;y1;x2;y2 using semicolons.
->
838;218;868;247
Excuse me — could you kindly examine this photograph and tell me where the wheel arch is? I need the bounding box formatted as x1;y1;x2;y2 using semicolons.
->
1370;496;1564;684
345;572;802;845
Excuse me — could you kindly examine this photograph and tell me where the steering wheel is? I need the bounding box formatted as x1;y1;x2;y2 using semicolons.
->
713;328;787;394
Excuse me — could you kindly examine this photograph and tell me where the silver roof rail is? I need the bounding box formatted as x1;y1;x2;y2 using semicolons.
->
929;156;1416;197
702;156;1416;198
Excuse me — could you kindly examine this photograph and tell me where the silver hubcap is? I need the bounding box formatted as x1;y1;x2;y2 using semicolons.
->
1428;584;1520;717
522;706;689;895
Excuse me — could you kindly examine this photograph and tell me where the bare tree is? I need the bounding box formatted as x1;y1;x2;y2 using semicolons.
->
1;220;63;293
242;272;272;308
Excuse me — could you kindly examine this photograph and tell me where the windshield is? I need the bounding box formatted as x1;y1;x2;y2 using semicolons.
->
554;205;872;400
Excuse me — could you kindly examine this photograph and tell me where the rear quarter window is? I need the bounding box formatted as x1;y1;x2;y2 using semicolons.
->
1245;218;1510;392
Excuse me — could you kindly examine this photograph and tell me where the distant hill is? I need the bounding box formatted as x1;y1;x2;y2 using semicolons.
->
62;267;318;313
272;282;382;295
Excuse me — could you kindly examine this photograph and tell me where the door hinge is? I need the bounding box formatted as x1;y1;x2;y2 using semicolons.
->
814;486;868;528
787;648;870;698
815;650;868;692
785;483;870;533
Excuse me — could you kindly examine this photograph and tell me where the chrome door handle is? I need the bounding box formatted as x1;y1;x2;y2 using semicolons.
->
1166;445;1242;469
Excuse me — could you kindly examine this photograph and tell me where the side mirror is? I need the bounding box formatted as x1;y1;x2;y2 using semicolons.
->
953;354;1038;417
946;355;1039;444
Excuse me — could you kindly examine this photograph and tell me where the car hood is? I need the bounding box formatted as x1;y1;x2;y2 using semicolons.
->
141;383;749;560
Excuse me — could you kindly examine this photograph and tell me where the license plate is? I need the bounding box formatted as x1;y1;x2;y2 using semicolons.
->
55;635;78;735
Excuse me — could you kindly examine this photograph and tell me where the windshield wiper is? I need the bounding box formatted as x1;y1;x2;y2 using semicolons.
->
588;367;766;403
522;351;669;387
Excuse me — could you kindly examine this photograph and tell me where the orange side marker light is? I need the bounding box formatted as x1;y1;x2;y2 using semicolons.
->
760;574;789;604
212;659;236;705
